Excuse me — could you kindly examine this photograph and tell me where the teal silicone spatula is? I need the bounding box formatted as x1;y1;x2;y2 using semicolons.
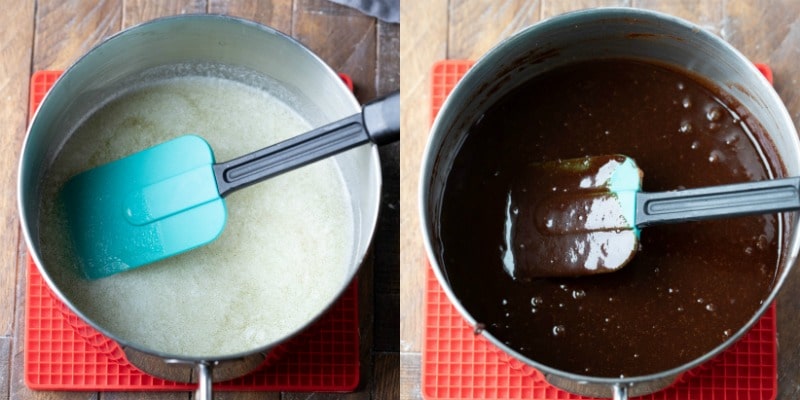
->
62;91;399;280
514;154;799;279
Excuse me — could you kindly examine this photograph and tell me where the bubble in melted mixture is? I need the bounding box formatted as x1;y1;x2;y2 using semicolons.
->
679;120;692;133
552;325;566;337
706;106;722;122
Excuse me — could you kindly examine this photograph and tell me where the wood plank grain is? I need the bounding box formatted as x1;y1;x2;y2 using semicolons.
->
778;266;800;400
374;293;400;352
282;393;366;400
541;0;631;18
282;389;369;400
208;0;293;34
634;0;724;35
372;352;399;399
398;353;420;400
32;0;123;71
448;0;541;59
398;0;447;358
369;16;399;377
377;22;400;96
1;337;10;400
203;391;274;400
724;0;800;122
102;392;187;400
358;252;376;398
375;20;400;293
122;0;206;28
9;387;98;400
292;0;377;102
374;19;400;356
722;0;798;62
0;0;34;340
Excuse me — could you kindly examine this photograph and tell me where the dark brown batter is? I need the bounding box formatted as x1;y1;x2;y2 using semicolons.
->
437;59;779;377
514;154;642;278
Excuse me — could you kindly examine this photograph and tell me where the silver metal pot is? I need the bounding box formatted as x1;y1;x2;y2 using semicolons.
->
18;15;382;399
419;8;800;400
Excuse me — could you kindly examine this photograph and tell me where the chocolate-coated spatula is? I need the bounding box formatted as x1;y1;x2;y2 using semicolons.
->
62;91;399;280
517;154;799;278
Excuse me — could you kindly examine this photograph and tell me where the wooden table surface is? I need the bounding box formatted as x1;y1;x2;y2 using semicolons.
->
0;1;399;399
400;1;800;399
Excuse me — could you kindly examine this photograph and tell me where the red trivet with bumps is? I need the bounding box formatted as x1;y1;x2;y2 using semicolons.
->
422;60;778;400
25;70;360;392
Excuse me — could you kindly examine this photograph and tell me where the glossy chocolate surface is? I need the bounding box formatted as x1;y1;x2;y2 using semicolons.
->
438;59;779;377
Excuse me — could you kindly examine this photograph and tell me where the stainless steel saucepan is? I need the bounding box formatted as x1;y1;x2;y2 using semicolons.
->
19;15;383;399
420;8;800;399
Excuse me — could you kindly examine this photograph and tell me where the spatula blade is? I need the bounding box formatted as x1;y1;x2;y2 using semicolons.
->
61;135;227;280
510;155;643;279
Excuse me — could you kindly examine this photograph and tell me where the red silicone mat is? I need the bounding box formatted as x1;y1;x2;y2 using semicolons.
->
422;60;778;400
25;70;360;392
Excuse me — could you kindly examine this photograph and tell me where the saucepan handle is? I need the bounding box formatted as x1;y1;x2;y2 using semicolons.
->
195;362;213;400
612;384;628;400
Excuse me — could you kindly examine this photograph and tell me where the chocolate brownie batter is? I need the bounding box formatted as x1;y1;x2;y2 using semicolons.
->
437;59;779;377
512;154;642;278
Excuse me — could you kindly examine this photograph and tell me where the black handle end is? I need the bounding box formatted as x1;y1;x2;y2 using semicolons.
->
362;90;400;146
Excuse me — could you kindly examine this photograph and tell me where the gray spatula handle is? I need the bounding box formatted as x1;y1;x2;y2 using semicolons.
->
636;176;800;227
213;90;399;197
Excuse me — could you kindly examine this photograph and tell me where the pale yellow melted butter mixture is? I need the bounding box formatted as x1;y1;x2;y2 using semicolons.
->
39;76;353;357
